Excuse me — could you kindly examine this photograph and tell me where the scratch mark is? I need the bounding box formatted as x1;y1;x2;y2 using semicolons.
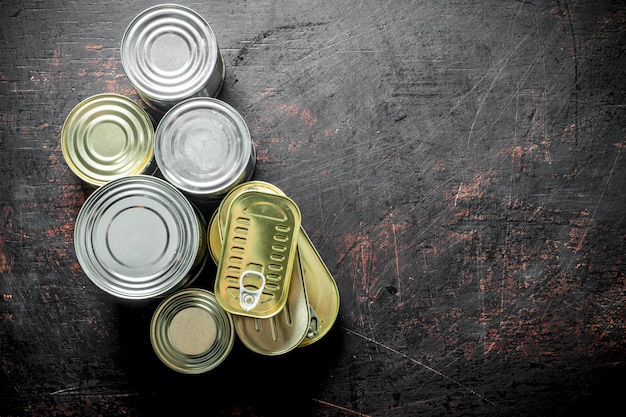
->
311;398;371;416
390;213;401;303
576;146;621;252
341;327;497;407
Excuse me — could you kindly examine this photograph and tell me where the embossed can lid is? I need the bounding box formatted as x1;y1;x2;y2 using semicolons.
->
150;288;235;374
74;175;204;299
121;4;222;108
61;94;155;187
155;97;255;200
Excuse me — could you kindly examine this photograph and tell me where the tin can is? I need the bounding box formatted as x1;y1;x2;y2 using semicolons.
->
233;253;311;355
150;288;234;374
215;190;301;319
209;181;340;347
74;175;207;300
121;4;225;113
154;97;256;201
61;94;156;187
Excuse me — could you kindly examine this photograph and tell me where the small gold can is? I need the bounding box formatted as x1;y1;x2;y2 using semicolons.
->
150;288;235;374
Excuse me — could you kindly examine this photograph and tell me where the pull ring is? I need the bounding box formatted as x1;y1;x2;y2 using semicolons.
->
239;270;266;311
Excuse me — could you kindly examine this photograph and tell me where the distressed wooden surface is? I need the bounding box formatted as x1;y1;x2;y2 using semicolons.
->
1;1;625;416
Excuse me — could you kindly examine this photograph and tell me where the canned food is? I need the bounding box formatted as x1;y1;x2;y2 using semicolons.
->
233;253;311;355
154;97;256;201
121;4;225;112
150;288;234;374
61;94;156;187
215;191;301;319
209;181;340;347
74;175;207;299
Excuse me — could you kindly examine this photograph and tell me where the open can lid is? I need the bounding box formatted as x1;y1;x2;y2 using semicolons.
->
74;175;202;299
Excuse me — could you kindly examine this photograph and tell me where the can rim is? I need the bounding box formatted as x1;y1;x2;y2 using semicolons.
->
61;93;155;187
150;288;235;374
155;97;255;198
121;4;219;101
74;175;202;299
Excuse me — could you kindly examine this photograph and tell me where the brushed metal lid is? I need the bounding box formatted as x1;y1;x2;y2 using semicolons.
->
74;175;204;299
61;94;155;187
150;288;234;374
121;4;222;108
155;97;255;199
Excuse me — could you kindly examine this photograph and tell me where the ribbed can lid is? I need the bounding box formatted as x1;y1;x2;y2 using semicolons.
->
74;175;203;299
155;97;255;199
150;288;235;374
121;4;221;108
61;94;155;187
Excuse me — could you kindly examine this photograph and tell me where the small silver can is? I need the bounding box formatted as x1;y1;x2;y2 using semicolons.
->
154;97;256;201
74;175;208;300
121;4;225;113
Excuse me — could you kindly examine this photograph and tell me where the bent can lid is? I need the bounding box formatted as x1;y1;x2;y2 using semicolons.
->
74;175;207;299
61;94;156;187
121;4;224;112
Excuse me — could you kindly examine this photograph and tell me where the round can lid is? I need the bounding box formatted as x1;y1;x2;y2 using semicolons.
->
155;97;254;198
74;175;201;299
150;288;235;374
121;4;219;102
61;94;154;187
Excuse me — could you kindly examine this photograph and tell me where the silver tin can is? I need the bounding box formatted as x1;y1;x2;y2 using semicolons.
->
121;4;225;113
154;97;256;201
150;288;235;374
74;175;208;300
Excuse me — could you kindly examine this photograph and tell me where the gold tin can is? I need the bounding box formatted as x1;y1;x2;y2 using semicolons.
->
215;191;301;319
233;253;310;355
74;175;207;299
210;181;340;348
61;94;156;187
150;288;235;374
154;97;256;201
121;4;225;113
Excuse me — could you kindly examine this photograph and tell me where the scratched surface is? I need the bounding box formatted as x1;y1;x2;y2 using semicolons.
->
1;0;625;416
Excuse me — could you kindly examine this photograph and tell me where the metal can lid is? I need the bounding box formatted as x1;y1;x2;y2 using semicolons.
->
121;4;220;103
61;94;155;187
74;175;203;299
155;97;255;199
150;288;235;374
215;191;301;318
234;253;311;355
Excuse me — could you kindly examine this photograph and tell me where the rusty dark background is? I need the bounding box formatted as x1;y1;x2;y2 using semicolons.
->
1;1;625;416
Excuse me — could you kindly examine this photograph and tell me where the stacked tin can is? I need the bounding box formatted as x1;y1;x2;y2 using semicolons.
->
62;4;339;374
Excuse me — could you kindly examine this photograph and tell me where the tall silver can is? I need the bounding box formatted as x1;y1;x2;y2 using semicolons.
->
121;4;225;113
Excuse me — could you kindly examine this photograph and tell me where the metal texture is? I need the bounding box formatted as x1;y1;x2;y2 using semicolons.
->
215;191;301;318
120;4;224;112
61;93;155;187
154;97;255;201
150;288;234;374
74;175;207;299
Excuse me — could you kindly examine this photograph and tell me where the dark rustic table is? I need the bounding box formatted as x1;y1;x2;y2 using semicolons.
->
1;1;625;416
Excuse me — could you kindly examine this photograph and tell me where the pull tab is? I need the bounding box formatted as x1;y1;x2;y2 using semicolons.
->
306;304;319;338
239;270;266;311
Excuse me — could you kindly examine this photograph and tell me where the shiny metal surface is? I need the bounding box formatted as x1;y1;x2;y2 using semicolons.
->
61;94;155;187
155;97;255;200
74;175;207;299
150;288;234;374
121;4;224;112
